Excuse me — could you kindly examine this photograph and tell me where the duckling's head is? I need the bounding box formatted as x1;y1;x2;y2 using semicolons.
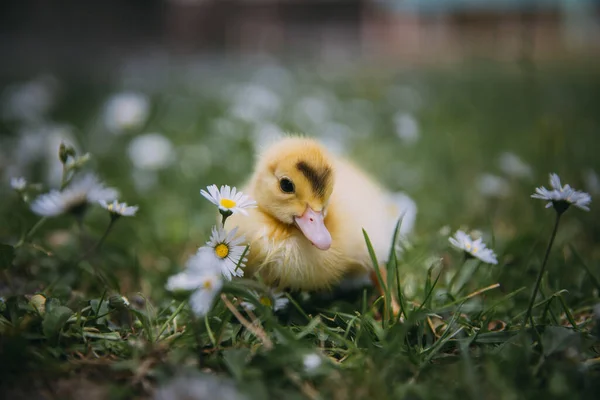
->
250;137;334;250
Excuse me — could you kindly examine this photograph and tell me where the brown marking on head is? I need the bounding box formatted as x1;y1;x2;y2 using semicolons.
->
296;161;332;199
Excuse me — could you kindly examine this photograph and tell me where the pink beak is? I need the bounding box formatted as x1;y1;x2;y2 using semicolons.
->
294;207;332;250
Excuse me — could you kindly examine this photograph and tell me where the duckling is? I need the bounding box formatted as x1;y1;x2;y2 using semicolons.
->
228;136;416;292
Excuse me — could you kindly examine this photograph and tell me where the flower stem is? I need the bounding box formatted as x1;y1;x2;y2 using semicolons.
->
524;212;562;331
15;217;49;248
78;217;118;262
220;209;233;227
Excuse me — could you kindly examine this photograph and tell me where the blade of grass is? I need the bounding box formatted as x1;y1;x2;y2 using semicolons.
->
362;229;390;327
156;301;186;342
557;294;579;331
440;283;501;311
421;306;464;365
416;267;442;313
387;217;409;322
295;316;322;340
285;292;311;322
511;289;568;322
392;252;409;321
569;244;600;292
480;286;527;320
204;314;217;347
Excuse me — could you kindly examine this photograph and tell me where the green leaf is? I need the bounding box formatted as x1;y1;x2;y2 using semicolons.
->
541;326;582;357
42;305;73;339
0;243;15;269
83;331;121;341
90;297;110;325
223;348;251;381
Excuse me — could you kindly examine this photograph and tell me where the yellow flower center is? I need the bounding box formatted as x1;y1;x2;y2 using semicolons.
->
472;246;478;253
203;280;213;290
465;243;471;250
220;198;236;209
215;243;229;259
259;296;273;307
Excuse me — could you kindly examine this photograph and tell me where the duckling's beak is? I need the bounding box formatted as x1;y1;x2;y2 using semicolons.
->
294;208;332;250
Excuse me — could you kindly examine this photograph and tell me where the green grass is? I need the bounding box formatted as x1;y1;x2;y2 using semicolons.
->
0;60;599;399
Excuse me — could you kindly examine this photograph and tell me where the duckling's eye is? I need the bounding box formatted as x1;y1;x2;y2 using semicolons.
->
279;178;295;194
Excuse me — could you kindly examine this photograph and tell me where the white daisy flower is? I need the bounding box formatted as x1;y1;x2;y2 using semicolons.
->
204;225;248;280
449;230;498;265
303;353;322;372
166;252;223;317
104;92;149;134
200;185;257;216
531;173;591;212
241;289;289;312
30;173;118;217
10;177;27;191
99;200;139;217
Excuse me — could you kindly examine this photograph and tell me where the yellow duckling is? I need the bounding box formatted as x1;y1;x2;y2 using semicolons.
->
228;136;416;291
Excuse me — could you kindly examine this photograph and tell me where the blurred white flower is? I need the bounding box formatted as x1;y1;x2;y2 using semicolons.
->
438;225;451;236
228;84;280;123
498;152;532;179
393;112;420;145
252;123;284;151
303;353;322;372
128;133;175;170
109;294;130;310
388;192;417;236
1;75;58;123
7;124;78;186
10;177;27;191
319;122;352;156
31;173;118;217
166;251;223;317
294;96;331;127
532;173;591;212
477;173;510;198
449;230;498;265
584;169;600;195
201;185;257;216
252;63;293;93
104;92;149;134
99;200;139;217
204;225;248;280
241;289;288;312
154;372;246;400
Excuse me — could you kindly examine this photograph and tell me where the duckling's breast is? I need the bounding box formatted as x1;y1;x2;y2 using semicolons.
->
244;226;356;290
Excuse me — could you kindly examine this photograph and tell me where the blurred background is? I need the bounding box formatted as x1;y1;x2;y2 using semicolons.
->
0;0;599;300
1;0;599;74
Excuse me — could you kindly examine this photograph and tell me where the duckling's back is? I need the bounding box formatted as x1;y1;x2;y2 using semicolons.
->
326;157;410;274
